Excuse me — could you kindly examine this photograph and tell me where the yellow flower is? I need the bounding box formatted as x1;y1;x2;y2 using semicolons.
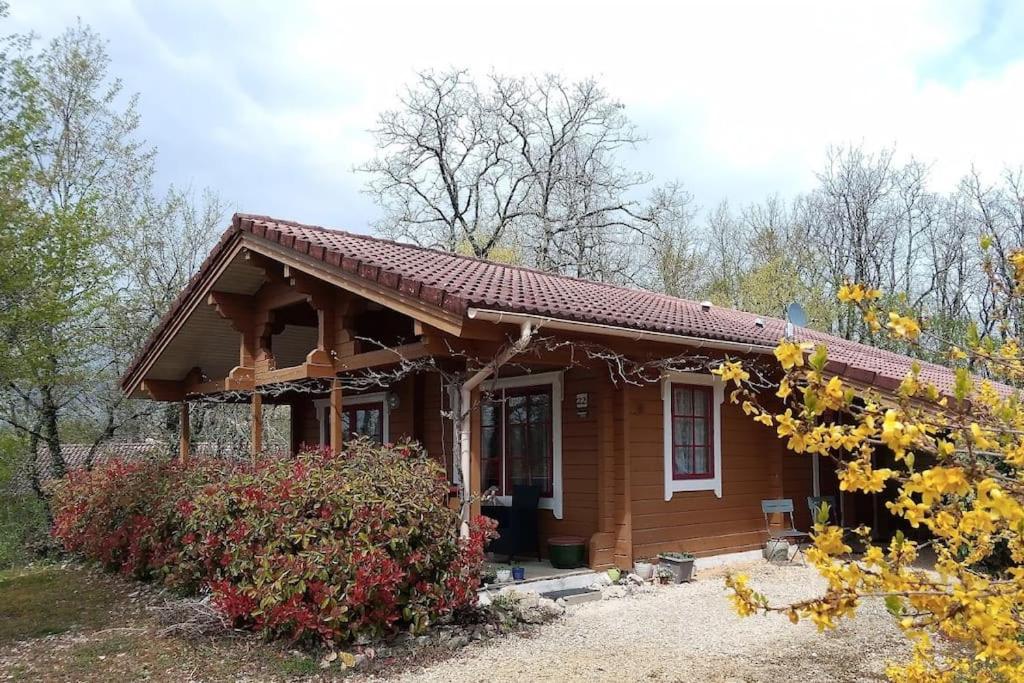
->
838;283;881;303
714;360;750;386
839;459;895;493
1010;249;1024;283
887;312;921;341
776;378;792;400
863;309;881;333
823;376;846;407
774;341;810;370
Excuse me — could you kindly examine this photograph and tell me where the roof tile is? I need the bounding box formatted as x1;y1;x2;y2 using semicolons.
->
122;213;1003;398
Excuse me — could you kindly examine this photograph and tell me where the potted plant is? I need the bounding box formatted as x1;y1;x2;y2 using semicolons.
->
657;551;696;583
656;565;675;585
633;558;655;580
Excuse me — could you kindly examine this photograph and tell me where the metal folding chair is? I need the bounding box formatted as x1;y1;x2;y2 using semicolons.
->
761;499;810;562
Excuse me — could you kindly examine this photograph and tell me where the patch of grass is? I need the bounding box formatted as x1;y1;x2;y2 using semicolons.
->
66;634;137;674
0;494;49;569
275;653;320;677
0;566;122;643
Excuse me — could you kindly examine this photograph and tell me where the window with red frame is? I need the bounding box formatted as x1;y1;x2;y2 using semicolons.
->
670;384;713;479
480;387;553;497
319;403;384;444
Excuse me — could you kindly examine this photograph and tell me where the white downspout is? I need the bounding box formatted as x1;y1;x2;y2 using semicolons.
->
459;321;535;537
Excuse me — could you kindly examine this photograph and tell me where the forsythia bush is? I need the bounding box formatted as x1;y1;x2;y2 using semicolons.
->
51;439;495;645
717;275;1024;682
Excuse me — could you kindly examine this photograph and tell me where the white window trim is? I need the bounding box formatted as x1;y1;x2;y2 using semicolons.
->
482;370;564;520
661;371;724;500
314;391;390;446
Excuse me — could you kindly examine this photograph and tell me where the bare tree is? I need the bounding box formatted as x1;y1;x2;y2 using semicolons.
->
360;69;674;282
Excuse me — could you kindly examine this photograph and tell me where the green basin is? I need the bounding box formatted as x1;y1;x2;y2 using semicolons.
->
548;536;586;569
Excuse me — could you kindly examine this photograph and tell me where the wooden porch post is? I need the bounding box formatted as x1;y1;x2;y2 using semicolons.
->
329;377;343;454
766;438;785;532
178;402;191;464
251;391;263;460
588;381;616;569
469;386;482;519
613;384;634;570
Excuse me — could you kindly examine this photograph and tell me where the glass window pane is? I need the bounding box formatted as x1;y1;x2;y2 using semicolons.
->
528;422;550;492
693;418;707;446
482;425;500;459
482;453;501;491
673;418;692;447
507;395;527;425
528;393;550;423
692;447;709;474
481;399;500;428
693;390;707;416
507;425;526;458
673;386;692;415
673;446;692;475
508;456;526;486
362;410;382;440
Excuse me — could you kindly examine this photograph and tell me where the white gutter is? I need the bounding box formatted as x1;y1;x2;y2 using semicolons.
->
458;320;535;537
466;308;777;356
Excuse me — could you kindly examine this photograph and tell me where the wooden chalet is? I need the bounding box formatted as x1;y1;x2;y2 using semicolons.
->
121;214;962;569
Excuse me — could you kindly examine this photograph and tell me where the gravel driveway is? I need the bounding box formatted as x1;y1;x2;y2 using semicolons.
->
382;561;910;683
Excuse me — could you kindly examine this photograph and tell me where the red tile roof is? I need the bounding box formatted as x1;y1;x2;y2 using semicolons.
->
121;213;988;397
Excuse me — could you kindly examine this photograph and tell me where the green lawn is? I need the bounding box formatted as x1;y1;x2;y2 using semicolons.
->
0;564;462;681
0;566;124;643
0;564;334;681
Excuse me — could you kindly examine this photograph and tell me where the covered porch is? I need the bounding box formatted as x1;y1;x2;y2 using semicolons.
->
120;233;613;569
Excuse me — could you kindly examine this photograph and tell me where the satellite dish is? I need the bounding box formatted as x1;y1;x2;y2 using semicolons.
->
785;302;808;327
785;302;807;338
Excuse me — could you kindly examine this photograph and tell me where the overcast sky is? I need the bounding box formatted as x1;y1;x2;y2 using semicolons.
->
7;1;1024;233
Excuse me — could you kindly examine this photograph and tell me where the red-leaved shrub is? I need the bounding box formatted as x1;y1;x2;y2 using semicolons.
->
50;457;228;583
49;439;495;645
179;440;494;643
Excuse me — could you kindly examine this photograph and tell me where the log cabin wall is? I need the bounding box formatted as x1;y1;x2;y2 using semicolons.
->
782;450;816;531
535;368;600;555
288;365;823;566
626;382;790;561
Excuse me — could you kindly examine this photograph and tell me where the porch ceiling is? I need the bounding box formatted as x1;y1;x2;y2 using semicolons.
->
134;253;317;391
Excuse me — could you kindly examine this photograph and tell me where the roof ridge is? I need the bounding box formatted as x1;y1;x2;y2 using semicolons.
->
235;212;761;316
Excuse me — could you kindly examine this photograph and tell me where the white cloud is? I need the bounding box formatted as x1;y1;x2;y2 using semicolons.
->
6;0;1024;227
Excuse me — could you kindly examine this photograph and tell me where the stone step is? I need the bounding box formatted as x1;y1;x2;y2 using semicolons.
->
541;587;602;605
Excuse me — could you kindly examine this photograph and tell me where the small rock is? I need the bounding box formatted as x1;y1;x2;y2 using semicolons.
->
353;654;367;668
604;586;627;599
627;573;645;585
415;635;431;646
537;597;564;617
319;651;337;669
519;591;540;608
450;635;470;648
477;591;493;606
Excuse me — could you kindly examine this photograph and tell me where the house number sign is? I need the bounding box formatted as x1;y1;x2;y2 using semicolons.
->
575;392;589;417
